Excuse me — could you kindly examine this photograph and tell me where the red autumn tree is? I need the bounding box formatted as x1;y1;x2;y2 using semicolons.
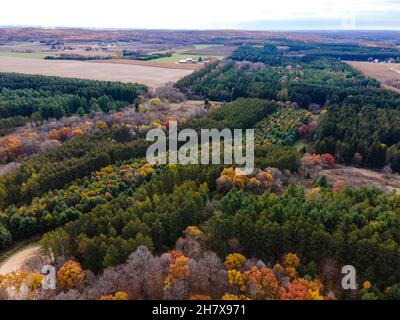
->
321;153;335;167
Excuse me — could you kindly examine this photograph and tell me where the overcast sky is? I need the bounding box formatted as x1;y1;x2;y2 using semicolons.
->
0;0;399;30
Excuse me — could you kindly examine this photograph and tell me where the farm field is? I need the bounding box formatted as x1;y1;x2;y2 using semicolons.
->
89;58;202;70
0;51;50;59
0;56;194;88
346;61;400;92
148;44;231;64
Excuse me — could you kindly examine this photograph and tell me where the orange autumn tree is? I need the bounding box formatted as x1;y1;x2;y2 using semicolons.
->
245;267;281;300
279;278;324;300
58;127;72;141
57;260;85;291
164;250;190;288
2;137;22;160
217;168;275;192
49;129;60;140
72;127;84;137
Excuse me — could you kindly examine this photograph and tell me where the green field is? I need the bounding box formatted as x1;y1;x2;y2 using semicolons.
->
193;44;220;49
151;44;220;56
0;51;50;59
175;44;219;54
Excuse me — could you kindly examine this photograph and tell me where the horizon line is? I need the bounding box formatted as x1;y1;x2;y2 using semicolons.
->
1;25;400;32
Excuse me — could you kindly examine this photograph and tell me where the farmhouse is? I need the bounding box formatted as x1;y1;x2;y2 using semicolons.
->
178;57;209;64
178;57;196;64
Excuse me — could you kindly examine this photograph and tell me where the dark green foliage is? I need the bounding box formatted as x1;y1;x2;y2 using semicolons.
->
0;73;147;103
183;98;278;131
0;224;12;248
0;73;147;130
314;175;329;188
40;165;221;272
255;144;300;171
313;104;400;170
204;186;400;287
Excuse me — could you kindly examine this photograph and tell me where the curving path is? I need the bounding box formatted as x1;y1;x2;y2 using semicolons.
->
0;244;41;275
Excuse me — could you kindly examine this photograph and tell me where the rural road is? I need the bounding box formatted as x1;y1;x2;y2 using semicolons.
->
390;67;400;75
0;244;41;275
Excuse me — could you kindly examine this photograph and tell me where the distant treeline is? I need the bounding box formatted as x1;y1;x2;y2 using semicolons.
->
121;50;172;61
231;41;400;63
44;55;113;61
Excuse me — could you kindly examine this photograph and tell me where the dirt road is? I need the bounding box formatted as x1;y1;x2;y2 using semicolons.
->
319;165;400;194
0;244;41;275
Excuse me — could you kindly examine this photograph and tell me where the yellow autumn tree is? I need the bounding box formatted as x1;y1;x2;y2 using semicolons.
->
29;273;44;291
149;97;162;105
57;260;85;290
227;269;247;292
225;253;247;270
96;120;108;130
283;253;300;279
